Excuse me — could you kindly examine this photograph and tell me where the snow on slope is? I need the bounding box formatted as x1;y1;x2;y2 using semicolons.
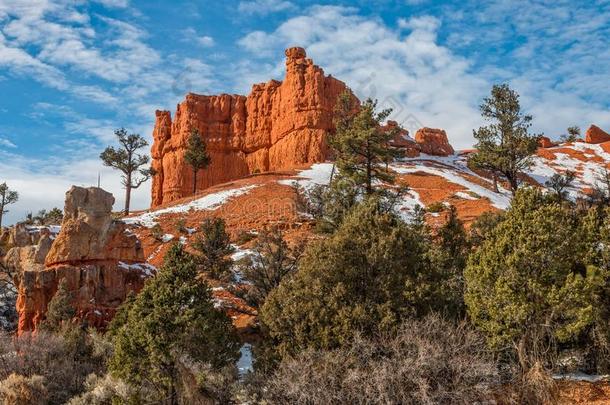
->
391;154;512;210
123;185;259;227
529;142;610;199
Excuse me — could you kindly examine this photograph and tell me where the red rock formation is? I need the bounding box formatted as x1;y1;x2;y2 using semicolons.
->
585;125;610;144
539;136;555;148
151;47;350;207
415;127;455;156
16;186;153;334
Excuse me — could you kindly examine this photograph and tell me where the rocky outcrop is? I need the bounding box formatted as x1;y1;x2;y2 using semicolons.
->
539;136;555;148
585;125;610;144
15;186;153;334
415;127;455;156
151;47;350;207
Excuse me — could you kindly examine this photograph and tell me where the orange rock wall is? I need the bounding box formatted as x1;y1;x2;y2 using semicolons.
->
151;47;350;207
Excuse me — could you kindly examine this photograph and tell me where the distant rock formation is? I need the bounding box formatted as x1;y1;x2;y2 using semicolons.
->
538;136;555;148
585;125;610;144
15;186;153;334
415;127;455;156
151;47;350;207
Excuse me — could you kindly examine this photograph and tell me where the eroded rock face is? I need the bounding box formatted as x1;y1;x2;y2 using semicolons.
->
538;136;555;148
415;127;455;156
585;125;610;144
151;47;350;207
16;186;153;334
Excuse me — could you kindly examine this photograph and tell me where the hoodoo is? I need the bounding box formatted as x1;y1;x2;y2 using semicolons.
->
151;47;350;207
14;186;153;334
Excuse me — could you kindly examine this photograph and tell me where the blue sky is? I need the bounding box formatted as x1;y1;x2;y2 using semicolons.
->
1;0;609;225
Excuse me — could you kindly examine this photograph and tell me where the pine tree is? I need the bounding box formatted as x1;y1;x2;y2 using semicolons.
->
560;126;581;143
428;205;470;319
330;92;403;195
192;217;235;280
237;226;302;307
0;183;18;228
109;244;240;404
464;188;605;371
469;84;541;195
545;170;576;202
100;128;155;215
41;279;75;332
261;197;439;358
184;129;211;195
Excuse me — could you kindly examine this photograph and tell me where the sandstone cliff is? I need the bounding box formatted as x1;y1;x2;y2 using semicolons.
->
15;186;153;334
151;47;350;207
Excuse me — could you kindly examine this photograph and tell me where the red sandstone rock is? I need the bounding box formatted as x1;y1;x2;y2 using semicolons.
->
539;136;555;148
16;186;152;334
585;125;610;144
415;127;455;156
151;47;350;207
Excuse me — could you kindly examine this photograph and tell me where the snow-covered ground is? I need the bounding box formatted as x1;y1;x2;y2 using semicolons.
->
278;163;334;189
123;185;259;228
118;261;157;277
392;154;512;210
237;343;254;377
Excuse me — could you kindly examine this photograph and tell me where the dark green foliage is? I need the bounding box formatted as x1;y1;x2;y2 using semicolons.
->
587;168;610;207
28;208;63;226
0;182;18;228
560;126;581;143
468;211;505;247
41;279;75;333
469;84;541;195
464;188;608;370
426;201;445;213
192;217;235;280
545;170;576;202
427;205;470;319
184;129;211;194
261;197;440;358
108;244;240;403
236;226;302;307
330;92;403;195
100;128;155;215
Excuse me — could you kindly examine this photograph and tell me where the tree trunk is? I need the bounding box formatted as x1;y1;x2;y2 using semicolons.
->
366;158;372;195
124;172;132;215
329;163;336;185
193;168;197;195
0;195;4;228
492;172;499;193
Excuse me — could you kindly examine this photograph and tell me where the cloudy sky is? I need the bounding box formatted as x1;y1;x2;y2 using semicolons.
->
0;0;609;225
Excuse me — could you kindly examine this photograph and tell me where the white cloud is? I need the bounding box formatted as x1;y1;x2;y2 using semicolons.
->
0;151;150;226
237;0;296;16
182;28;215;47
0;137;16;148
238;6;488;148
92;0;130;8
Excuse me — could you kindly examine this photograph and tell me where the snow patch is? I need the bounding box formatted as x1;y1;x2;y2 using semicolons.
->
123;185;259;228
118;261;157;277
279;163;334;189
237;343;254;377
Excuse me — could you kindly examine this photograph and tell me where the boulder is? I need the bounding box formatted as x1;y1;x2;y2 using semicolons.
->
151;47;351;207
16;186;153;334
415;127;455;156
585;125;610;144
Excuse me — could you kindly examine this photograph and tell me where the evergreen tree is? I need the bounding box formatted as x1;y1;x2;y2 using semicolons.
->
41;279;75;332
192;217;235;280
427;205;470;319
330;92;403;195
237;226;302;307
545;170;576;202
0;183;18;228
261;197;439;358
184;129;211;195
469;84;541;195
109;244;240;404
464;188;606;371
560;126;581;143
100;128;155;215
